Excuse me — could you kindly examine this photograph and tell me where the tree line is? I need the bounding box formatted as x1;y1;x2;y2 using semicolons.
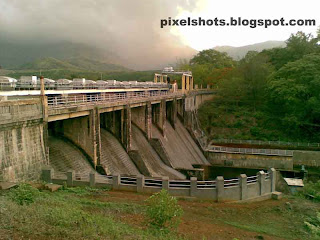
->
182;29;320;141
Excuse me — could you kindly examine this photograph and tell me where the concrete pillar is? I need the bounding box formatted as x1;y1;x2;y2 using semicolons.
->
122;105;132;152
112;111;116;135
258;171;266;195
159;99;166;136
239;174;248;200
42;168;53;183
190;177;197;197
94;108;101;166
216;176;224;202
172;98;177;128
113;175;120;190
190;77;193;90
136;175;145;193
182;75;186;93
269;168;276;192
121;109;124;144
145;102;152;140
66;170;75;187
186;76;190;91
162;176;169;190
40;76;49;165
89;172;96;187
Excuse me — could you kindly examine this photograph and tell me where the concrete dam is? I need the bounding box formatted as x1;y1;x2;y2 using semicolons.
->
48;117;205;180
0;86;215;182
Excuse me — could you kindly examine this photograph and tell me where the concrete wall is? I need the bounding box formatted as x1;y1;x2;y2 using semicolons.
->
51;114;96;165
194;94;215;109
0;99;47;182
131;106;146;133
206;151;293;170
293;151;320;167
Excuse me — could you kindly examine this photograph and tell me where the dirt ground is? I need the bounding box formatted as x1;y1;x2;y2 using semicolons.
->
91;190;313;240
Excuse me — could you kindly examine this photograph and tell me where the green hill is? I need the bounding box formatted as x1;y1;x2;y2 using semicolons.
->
19;57;79;70
17;57;129;72
214;41;286;60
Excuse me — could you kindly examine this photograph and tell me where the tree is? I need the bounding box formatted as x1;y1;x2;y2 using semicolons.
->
190;49;235;68
268;53;320;136
262;31;319;70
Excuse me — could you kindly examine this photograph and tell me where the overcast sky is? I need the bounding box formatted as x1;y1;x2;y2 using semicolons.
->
0;0;319;69
172;0;320;50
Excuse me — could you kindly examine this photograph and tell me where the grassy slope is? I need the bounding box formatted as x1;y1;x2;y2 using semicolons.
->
1;187;319;240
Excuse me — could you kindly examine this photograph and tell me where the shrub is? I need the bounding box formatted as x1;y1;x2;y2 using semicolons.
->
145;189;183;229
8;183;40;205
302;181;320;202
305;212;320;237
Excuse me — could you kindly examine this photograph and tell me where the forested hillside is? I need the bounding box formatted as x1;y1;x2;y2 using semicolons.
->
186;30;320;142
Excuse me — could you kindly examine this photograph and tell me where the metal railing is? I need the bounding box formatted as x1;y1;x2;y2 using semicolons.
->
224;178;239;188
144;178;163;188
208;145;294;156
169;180;191;189
120;176;137;186
210;138;320;148
247;176;258;184
47;90;184;109
197;180;216;189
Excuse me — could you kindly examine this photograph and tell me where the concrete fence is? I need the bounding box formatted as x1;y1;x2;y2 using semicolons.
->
42;168;276;202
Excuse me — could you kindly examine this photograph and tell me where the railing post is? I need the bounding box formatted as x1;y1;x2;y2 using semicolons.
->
257;171;266;195
239;174;248;200
42;167;53;183
89;172;96;187
269;168;276;192
66;170;75;187
113;175;120;190
136;175;145;193
162;177;169;190
190;177;197;197
216;176;224;202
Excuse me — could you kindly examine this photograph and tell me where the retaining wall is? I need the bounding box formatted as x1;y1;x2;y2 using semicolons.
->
43;168;276;202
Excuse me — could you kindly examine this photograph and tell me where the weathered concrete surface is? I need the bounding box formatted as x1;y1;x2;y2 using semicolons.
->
152;119;209;170
0;99;47;182
131;124;185;179
48;135;95;176
293;151;320;167
100;129;140;176
50;114;96;165
206;151;293;170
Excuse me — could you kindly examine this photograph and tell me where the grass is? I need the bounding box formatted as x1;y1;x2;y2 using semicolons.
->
1;185;320;240
0;188;183;240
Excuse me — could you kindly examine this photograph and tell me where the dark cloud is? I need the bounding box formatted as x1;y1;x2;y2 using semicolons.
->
0;0;198;69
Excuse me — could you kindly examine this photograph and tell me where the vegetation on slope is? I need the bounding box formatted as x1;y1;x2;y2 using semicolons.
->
192;29;320;142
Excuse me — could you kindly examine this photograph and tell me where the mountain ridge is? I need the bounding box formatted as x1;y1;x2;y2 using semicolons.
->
213;40;286;59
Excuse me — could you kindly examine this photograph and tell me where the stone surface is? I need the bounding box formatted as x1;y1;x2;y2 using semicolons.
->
0;182;17;190
272;191;283;200
45;183;62;192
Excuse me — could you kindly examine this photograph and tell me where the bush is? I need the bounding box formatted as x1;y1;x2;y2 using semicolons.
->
145;189;183;229
305;212;320;237
8;183;40;205
302;181;320;201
